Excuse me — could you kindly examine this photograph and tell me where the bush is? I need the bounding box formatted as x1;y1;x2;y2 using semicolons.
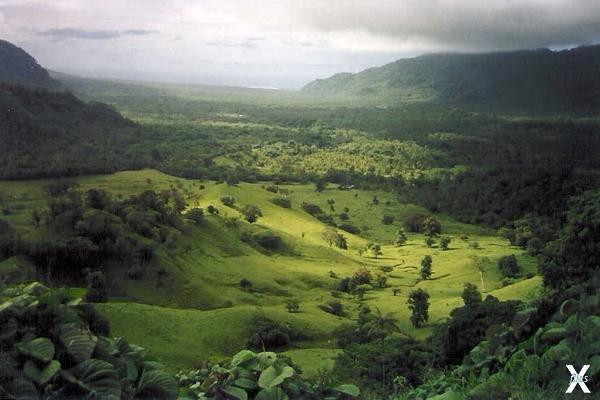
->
381;215;395;225
254;232;283;249
440;236;451;250
270;197;291;208
220;196;235;207
246;316;304;350
265;184;279;193
185;207;204;224
321;300;344;316
498;254;520;278
301;202;323;215
404;213;426;232
239;278;253;291
241;204;262;223
285;299;300;313
338;223;361;234
339;212;349;220
206;205;219;214
469;241;481;249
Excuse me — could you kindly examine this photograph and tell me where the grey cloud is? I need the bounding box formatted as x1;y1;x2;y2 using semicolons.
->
297;0;600;51
39;28;121;40
38;28;158;41
123;29;158;36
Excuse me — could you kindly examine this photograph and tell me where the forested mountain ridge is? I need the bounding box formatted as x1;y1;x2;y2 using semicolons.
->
0;39;58;88
0;83;152;179
302;45;600;113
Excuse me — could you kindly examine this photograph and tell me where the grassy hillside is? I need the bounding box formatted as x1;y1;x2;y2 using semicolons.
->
0;169;540;373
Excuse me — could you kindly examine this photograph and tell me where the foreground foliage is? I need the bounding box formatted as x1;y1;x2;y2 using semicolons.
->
0;282;177;399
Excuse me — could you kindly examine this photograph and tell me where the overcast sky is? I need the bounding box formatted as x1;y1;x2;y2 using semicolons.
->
2;1;600;89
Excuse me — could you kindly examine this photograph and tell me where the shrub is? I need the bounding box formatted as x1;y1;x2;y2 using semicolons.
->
239;278;253;291
246;316;303;350
185;207;204;224
321;300;344;316
425;236;436;248
254;232;283;249
271;197;291;208
220;196;235;207
206;205;219;214
241;204;262;223
265;184;279;193
498;254;520;278
440;236;451;250
285;299;300;313
339;212;349;220
301;202;323;215
469;241;481;249
381;215;395;225
338;223;361;234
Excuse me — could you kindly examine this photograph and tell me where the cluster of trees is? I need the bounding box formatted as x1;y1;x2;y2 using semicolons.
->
0;186;191;289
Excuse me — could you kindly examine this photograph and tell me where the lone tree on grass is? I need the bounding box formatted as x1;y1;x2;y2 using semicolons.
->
239;278;253;292
420;255;433;280
407;288;430;328
395;229;407;246
461;282;482;306
440;236;451;250
470;255;490;292
368;243;382;259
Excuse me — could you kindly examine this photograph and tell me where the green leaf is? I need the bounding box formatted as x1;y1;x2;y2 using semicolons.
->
61;325;98;363
16;337;55;363
23;359;61;386
255;387;288;400
258;366;294;389
234;377;257;390
70;359;121;400
7;378;39;400
231;350;256;367
333;384;360;398
221;385;248;400
135;369;177;399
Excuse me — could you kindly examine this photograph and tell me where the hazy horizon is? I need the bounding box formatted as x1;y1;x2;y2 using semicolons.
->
2;0;600;89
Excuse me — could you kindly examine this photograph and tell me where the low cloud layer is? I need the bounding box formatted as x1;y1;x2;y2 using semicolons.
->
39;28;157;41
1;1;599;88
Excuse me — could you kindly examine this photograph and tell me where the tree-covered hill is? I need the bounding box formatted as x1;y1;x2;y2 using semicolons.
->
0;83;153;179
0;39;58;89
302;45;600;113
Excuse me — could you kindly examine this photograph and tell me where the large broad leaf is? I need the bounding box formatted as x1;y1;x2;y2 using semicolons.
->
16;338;55;363
255;387;288;400
221;385;248;400
333;384;360;398
234;377;257;390
23;359;61;386
135;369;177;400
258;366;294;389
231;350;256;367
70;358;121;400
61;325;98;363
7;378;39;400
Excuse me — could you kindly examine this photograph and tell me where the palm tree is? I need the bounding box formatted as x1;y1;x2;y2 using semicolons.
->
363;307;411;398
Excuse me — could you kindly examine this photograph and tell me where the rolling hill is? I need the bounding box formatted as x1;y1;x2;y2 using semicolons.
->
302;45;600;112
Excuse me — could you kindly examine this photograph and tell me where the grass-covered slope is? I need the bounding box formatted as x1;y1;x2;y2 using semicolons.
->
0;169;540;373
